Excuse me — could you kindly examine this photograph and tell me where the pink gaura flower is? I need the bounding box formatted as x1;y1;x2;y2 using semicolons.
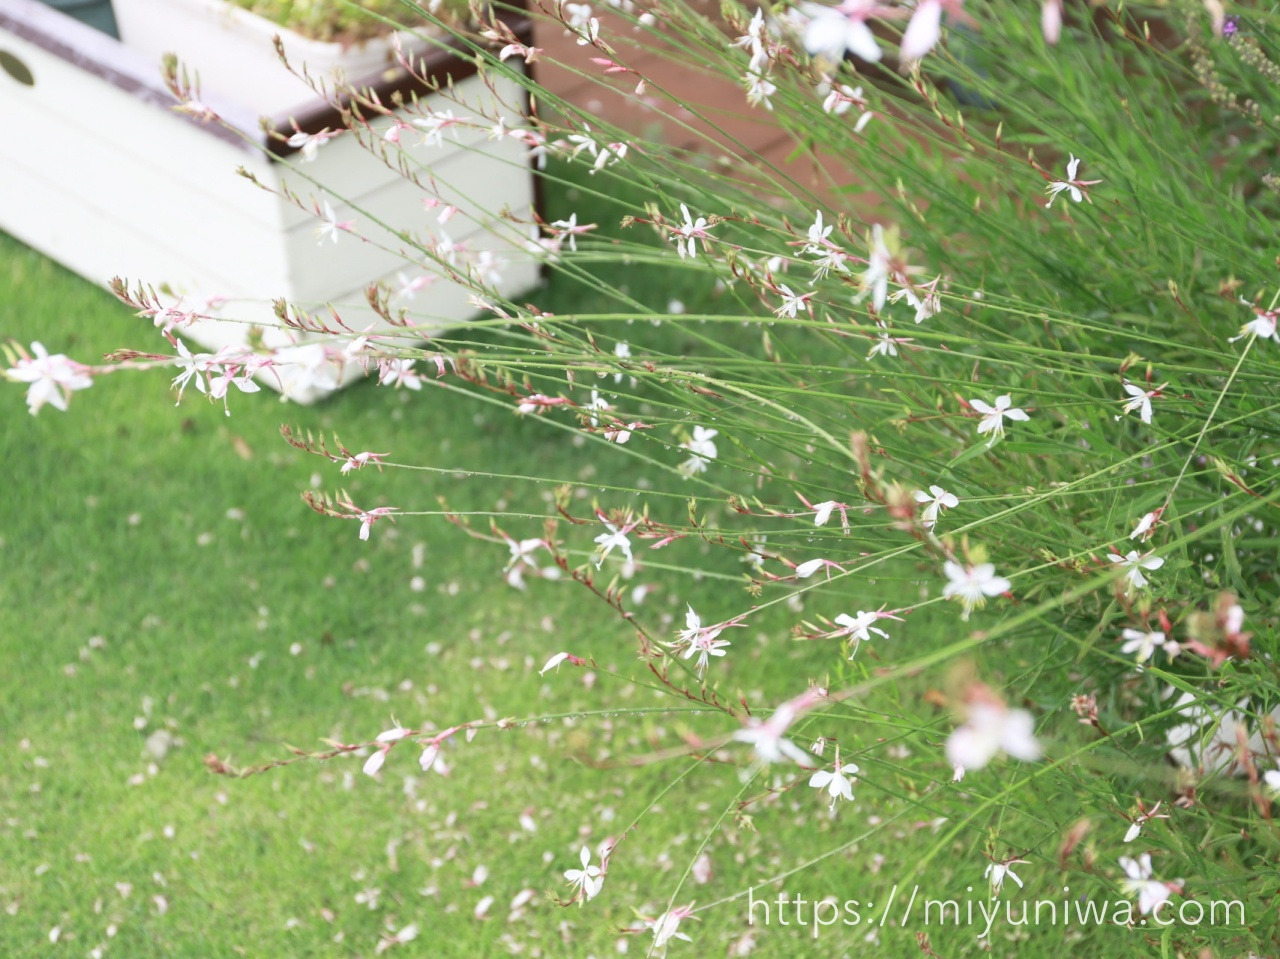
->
6;341;93;414
733;686;827;765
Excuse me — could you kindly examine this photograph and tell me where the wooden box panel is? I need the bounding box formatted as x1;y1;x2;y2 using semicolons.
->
0;0;540;403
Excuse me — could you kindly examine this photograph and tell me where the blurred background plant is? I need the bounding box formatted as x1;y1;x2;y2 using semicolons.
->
228;0;473;40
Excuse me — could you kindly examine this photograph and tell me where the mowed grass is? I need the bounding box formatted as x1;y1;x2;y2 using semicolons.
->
0;210;907;958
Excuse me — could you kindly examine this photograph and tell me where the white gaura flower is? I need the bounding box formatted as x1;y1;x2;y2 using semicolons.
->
774;284;810;318
677;606;707;643
671;605;733;677
812;245;851;280
504;535;547;589
1042;0;1062;43
809;754;858;808
888;282;941;324
1120;628;1177;666
984;858;1029;896
603;420;640;444
286;127;335;162
1116;381;1164;425
1043;154;1101;207
340;451;388;475
812;501;839;526
733;6;768;53
379;358;423;391
1123;801;1168;844
1130;510;1159;541
866;321;914;360
804;209;833;253
7;341;93;414
867;324;898;359
611;340;631;385
733;687;826;765
362;748;388;777
1109;550;1164;591
682;636;731;677
574;15;600;46
593;518;634;569
744;69;777;109
1118;854;1176;916
418;743;441;772
549;213;594;253
1165;693;1280;775
1229;300;1280;344
798;0;882;63
1117;628;1161;664
315;200;352;244
539;652;571;675
970;394;1030;440
942;561;1010;619
795;558;833;579
670;204;711;259
834;610;892;644
563;2;593;32
354;506;398;542
900;0;943;62
564;846;604;902
1046;155;1083;205
912;485;958;530
1265;769;1280;795
413;109;463;149
648;904;696;952
945;702;1041;771
860;223;893;311
679;426;718;477
732;722;808;768
171;339;211;401
820;81;864;117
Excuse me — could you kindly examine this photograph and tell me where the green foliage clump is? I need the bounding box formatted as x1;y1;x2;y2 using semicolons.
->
225;0;471;42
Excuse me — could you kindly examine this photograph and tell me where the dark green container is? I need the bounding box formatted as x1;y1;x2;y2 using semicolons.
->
39;0;119;37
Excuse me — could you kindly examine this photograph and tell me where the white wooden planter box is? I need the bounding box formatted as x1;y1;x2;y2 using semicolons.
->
112;0;419;118
0;0;541;403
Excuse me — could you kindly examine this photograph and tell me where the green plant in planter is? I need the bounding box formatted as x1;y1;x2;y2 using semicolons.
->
227;0;471;43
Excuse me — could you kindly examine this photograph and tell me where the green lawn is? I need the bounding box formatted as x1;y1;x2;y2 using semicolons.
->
0;217;863;958
2;165;1275;956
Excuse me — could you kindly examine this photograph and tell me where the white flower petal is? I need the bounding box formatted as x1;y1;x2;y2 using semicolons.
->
900;0;942;60
795;558;825;578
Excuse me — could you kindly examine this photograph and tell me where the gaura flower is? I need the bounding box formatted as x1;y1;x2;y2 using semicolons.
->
679;426;719;477
1118;854;1179;916
808;754;858;808
970;394;1030;440
1116;381;1165;425
1044;154;1102;208
798;0;884;64
563;846;604;902
942;561;1010;619
945;690;1041;771
912;485;958;530
1109;550;1164;591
